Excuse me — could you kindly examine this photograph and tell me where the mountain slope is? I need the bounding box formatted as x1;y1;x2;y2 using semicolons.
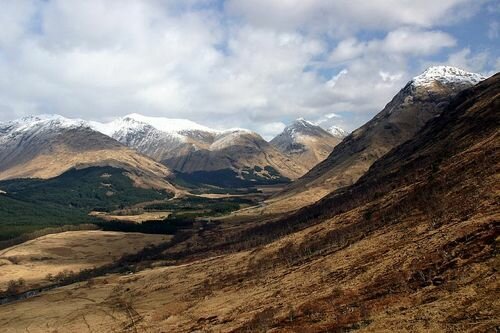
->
264;66;486;213
0;166;175;241
327;125;348;138
1;72;497;333
270;118;343;170
0;115;176;191
94;114;308;187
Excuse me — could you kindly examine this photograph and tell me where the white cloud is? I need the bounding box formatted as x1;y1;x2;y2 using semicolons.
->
326;69;349;87
0;0;37;48
256;121;287;140
379;71;403;82
322;28;455;121
434;48;498;75
0;0;496;139
329;28;456;63
226;0;481;35
313;112;341;126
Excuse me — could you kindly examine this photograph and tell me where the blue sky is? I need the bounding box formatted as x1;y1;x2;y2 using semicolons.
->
0;0;498;139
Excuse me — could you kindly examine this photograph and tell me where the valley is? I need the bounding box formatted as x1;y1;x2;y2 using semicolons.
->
1;1;499;331
0;67;498;332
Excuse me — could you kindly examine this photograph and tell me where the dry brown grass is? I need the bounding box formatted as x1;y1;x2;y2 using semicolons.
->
0;230;171;292
90;211;172;223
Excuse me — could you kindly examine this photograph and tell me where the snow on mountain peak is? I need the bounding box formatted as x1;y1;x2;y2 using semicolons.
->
2;114;87;135
412;66;485;87
89;116;149;137
328;126;348;138
123;113;216;134
293;118;315;127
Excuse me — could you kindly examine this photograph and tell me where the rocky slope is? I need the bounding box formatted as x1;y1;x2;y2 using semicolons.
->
94;114;308;187
270;118;344;170
1;72;497;333
0;115;176;191
264;66;486;212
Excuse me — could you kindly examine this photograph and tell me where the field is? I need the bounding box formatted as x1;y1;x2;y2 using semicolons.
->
0;166;173;240
90;211;172;223
0;230;171;292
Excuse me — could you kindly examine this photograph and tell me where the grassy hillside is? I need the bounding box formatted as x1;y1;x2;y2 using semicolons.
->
0;166;172;210
0;166;173;240
0;195;95;241
175;166;291;188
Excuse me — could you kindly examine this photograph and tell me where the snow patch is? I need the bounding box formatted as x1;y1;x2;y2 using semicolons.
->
328;126;348;138
412;66;485;87
0;114;89;146
124;113;216;134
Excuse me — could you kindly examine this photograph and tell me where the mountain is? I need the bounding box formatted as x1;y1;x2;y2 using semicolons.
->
327;125;348;138
0;115;176;191
3;72;497;333
263;66;486;213
90;114;192;162
94;114;308;187
270;118;344;170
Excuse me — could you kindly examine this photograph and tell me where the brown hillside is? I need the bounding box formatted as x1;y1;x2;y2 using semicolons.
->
0;74;498;332
263;75;484;214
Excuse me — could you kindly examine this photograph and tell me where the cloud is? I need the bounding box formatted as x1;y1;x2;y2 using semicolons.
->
444;48;498;75
0;0;37;48
326;69;349;87
329;28;456;63
313;112;342;126
226;0;482;35
256;121;287;140
488;21;499;39
322;28;456;121
0;0;496;139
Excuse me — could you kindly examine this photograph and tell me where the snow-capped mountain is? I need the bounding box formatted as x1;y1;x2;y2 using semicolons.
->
89;114;307;186
270;118;343;170
0;114;175;191
90;116;188;161
92;113;216;139
0;114;87;144
274;66;487;211
411;66;485;87
90;114;257;157
327;126;348;139
0;113;306;187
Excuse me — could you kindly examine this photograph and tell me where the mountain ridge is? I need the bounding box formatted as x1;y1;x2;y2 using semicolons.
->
0;116;177;192
257;66;488;213
270;118;343;170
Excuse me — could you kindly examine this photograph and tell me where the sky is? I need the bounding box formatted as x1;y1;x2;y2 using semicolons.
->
0;0;498;140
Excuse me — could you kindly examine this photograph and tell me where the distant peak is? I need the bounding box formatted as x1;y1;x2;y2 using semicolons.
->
117;113;216;134
15;114;86;127
1;114;88;136
328;125;348;138
20;114;66;122
412;66;485;87
292;118;316;127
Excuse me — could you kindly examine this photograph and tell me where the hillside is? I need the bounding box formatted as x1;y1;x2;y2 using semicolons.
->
0;115;176;192
0;166;174;241
261;66;486;213
270;118;344;170
94;114;308;187
0;73;497;332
